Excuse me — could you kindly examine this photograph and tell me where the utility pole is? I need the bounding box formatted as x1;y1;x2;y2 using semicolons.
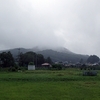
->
18;48;20;66
36;54;37;67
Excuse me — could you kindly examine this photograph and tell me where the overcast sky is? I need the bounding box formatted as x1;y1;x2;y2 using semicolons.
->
0;0;100;56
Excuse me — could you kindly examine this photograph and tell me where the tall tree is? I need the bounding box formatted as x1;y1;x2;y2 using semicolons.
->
87;55;99;64
0;51;15;67
45;57;52;64
19;52;36;66
37;54;45;66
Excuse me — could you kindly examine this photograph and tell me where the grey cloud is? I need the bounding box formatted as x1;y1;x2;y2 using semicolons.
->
0;0;100;56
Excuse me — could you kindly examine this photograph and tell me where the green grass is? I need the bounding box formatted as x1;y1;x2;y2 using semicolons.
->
0;69;100;100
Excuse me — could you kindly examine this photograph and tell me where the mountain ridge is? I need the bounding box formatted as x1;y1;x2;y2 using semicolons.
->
0;47;89;63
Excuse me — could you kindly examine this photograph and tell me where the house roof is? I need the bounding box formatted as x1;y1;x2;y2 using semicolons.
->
41;63;50;66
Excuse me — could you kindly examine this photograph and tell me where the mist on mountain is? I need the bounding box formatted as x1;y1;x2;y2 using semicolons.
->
0;46;89;63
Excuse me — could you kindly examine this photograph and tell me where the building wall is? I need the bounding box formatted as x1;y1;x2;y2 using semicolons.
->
28;65;35;70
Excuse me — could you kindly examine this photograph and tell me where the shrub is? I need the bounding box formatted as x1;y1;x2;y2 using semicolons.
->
29;62;34;65
83;71;97;76
8;67;17;72
52;64;62;70
11;67;17;72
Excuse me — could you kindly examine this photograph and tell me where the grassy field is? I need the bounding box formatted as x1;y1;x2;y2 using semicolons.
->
0;69;100;100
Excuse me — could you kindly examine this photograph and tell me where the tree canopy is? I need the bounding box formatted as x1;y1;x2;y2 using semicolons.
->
0;51;15;67
87;55;100;64
19;52;45;66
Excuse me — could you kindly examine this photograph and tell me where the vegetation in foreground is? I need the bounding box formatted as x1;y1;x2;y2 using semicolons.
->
0;69;100;100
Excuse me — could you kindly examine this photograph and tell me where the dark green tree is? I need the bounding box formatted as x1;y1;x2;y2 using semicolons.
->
45;57;52;64
19;52;36;66
37;54;45;66
19;52;45;67
0;51;15;67
87;55;99;64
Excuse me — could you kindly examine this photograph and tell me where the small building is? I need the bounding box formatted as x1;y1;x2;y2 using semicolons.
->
28;65;35;70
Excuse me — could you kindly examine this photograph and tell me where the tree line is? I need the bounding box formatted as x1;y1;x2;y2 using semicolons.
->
0;51;52;68
0;51;99;68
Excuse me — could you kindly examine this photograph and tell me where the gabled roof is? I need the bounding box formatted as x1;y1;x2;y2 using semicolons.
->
41;63;50;66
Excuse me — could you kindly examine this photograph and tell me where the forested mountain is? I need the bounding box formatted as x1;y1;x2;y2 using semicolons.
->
0;47;89;63
37;49;88;63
